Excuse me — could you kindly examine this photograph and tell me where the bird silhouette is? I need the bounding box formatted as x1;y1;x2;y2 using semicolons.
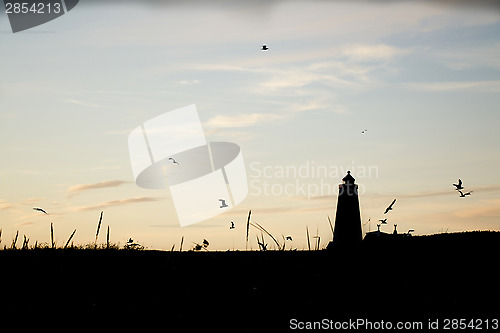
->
286;236;293;241
169;157;179;165
230;221;235;229
384;199;396;214
453;179;463;190
458;190;472;197
33;207;48;215
261;44;268;51
379;218;387;224
362;129;368;134
219;199;228;208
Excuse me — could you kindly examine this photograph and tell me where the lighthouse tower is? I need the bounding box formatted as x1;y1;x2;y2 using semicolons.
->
332;171;362;246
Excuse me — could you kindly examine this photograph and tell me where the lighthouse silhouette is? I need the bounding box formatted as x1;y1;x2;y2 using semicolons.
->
332;171;362;246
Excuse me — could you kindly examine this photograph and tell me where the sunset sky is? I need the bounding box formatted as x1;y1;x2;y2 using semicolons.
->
1;0;500;251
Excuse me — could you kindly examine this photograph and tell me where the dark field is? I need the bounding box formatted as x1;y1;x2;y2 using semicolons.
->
1;231;499;332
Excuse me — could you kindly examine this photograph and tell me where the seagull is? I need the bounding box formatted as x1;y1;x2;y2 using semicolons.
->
458;190;472;197
379;218;387;224
286;236;293;241
33;207;48;215
384;199;396;214
362;129;368;134
230;221;235;229
169;157;179;165
453;179;463;190
261;44;268;51
219;199;228;208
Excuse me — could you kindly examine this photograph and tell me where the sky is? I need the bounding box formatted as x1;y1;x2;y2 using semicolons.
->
1;0;500;251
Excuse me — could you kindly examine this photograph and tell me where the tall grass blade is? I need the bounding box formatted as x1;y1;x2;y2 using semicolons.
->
246;210;251;250
306;226;311;251
22;235;29;250
95;211;103;244
328;215;334;240
64;229;77;249
180;236;184;252
106;225;110;249
12;230;18;249
51;223;55;249
250;221;281;249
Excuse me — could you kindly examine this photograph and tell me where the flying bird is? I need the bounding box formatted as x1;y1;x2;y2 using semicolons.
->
362;129;368;134
458;190;472;197
453;179;463;190
261;44;268;51
384;199;396;214
230;221;235;229
379;218;387;224
286;236;293;241
169;157;179;165
219;199;228;208
33;207;48;215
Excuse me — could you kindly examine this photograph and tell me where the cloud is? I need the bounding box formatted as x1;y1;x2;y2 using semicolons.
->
177;79;200;85
402;80;500;92
340;44;407;62
67;180;130;196
74;197;165;212
0;200;13;210
453;199;500;219
21;198;44;205
205;112;285;128
15;221;35;227
63;99;104;108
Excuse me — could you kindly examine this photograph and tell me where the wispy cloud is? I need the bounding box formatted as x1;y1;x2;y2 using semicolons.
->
21;198;44;205
67;180;130;197
63;99;104;109
402;80;500;92
453;199;500;219
205;112;285;128
74;196;165;212
177;79;200;85
340;43;408;62
0;200;13;210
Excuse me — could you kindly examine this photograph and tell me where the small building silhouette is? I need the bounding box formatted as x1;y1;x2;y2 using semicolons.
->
364;223;413;241
331;171;362;246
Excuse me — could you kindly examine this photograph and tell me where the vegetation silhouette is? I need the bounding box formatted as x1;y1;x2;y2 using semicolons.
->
1;211;499;330
0;229;498;331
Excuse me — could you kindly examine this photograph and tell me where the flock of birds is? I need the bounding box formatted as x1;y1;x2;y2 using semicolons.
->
31;117;475;248
453;179;472;197
376;199;397;229
24;44;483;250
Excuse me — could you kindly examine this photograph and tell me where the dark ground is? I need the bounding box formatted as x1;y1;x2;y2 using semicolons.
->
0;231;498;332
